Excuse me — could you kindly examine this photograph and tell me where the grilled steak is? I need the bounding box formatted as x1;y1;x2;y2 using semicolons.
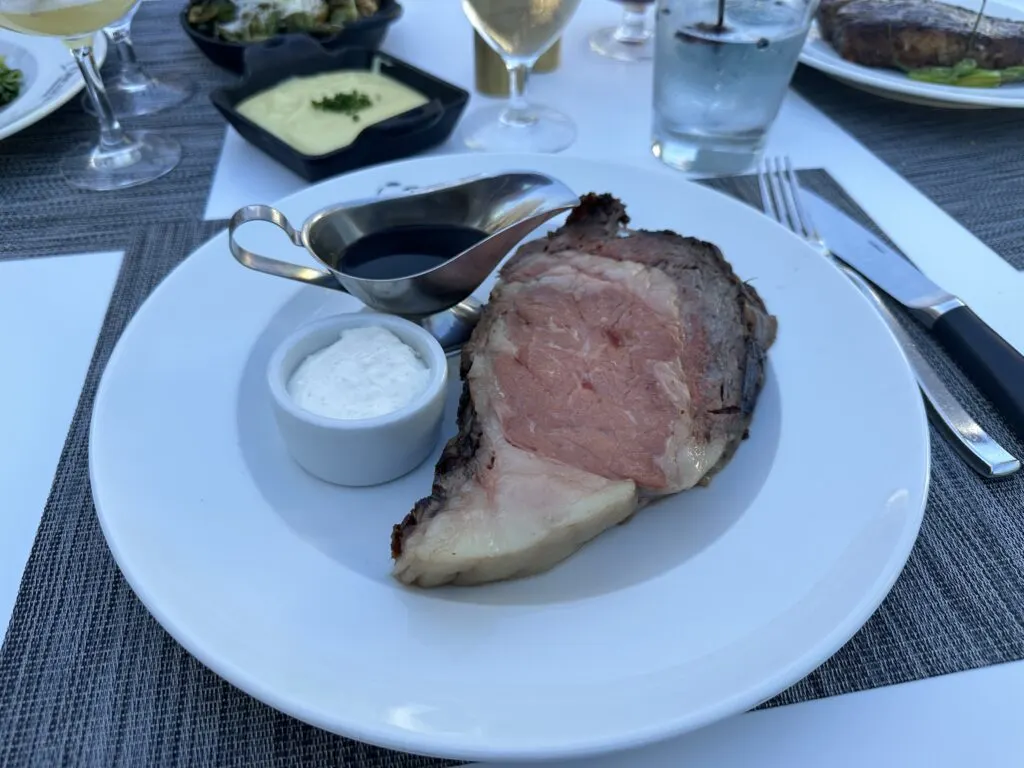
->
391;194;777;588
817;0;1024;70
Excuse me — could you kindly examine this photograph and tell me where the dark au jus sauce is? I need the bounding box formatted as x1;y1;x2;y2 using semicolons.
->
338;223;487;280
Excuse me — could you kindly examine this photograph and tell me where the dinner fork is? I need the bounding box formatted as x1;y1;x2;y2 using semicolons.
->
758;157;1021;479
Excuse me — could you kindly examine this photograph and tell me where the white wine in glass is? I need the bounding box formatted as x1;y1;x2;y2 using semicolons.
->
0;0;181;191
461;0;582;153
0;0;134;35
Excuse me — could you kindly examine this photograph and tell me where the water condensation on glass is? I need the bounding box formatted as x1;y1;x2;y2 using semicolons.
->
651;0;819;174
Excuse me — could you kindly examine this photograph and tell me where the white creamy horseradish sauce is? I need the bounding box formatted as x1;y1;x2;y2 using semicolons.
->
287;326;430;420
236;69;429;156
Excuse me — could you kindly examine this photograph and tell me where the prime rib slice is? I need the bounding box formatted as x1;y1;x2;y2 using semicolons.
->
391;194;777;588
817;0;1024;70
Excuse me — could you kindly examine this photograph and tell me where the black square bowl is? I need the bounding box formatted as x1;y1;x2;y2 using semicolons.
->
209;36;470;183
181;0;404;74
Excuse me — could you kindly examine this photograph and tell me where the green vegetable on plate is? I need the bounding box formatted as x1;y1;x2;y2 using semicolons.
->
186;0;381;43
0;55;23;108
907;58;1024;88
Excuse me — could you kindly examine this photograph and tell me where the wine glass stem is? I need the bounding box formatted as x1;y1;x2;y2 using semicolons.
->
70;45;130;150
107;23;148;87
616;4;650;42
503;63;533;126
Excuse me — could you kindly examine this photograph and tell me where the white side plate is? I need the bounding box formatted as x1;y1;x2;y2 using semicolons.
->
0;30;108;141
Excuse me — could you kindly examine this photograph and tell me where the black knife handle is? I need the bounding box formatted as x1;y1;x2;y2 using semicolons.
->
932;305;1024;441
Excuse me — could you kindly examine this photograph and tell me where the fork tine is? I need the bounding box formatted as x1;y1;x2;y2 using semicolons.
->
774;158;803;237
757;160;780;223
766;157;796;232
782;157;819;242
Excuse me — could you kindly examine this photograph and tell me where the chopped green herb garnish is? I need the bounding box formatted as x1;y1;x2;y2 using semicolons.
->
311;89;374;115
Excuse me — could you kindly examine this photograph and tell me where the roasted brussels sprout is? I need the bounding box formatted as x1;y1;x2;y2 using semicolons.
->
186;0;381;43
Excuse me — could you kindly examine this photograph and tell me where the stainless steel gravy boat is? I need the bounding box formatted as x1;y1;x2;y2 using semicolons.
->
228;172;580;354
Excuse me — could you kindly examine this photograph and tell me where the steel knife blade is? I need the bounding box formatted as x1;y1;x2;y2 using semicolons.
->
801;191;962;322
801;189;1024;444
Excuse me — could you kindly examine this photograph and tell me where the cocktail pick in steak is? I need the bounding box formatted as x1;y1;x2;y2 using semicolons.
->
391;194;778;588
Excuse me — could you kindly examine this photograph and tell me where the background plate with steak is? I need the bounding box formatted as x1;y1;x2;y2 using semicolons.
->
800;0;1024;107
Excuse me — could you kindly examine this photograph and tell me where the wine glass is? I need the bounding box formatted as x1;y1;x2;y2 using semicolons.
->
0;0;181;191
461;0;582;154
590;0;654;61
81;4;196;118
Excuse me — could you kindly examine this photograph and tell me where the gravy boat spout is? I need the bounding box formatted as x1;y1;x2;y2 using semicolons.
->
228;171;580;321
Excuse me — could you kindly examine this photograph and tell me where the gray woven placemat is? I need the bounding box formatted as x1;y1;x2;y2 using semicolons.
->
0;219;459;768
792;66;1024;271
2;2;1024;763
0;3;235;262
2;170;1024;766
705;172;1024;708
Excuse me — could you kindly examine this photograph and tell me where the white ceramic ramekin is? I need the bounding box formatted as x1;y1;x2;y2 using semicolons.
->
266;313;448;486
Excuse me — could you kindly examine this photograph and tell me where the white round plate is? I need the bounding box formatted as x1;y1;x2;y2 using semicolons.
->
0;29;107;141
800;0;1024;109
90;153;929;762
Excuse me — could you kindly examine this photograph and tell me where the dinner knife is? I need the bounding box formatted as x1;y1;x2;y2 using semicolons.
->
802;190;1024;443
839;264;1020;478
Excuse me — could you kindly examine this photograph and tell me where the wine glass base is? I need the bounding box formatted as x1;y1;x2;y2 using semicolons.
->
61;130;181;192
589;27;653;61
82;74;196;118
462;102;577;154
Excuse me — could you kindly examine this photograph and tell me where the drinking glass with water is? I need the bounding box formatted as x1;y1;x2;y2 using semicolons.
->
651;0;820;175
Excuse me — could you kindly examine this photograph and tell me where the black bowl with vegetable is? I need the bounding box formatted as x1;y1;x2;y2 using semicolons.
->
209;36;469;182
181;0;403;74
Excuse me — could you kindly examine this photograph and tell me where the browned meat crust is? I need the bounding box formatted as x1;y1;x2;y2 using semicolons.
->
391;193;776;561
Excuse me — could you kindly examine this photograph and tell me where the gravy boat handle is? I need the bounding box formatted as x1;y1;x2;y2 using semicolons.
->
228;204;341;290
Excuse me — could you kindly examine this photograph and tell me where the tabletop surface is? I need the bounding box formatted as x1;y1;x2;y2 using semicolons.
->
2;1;1024;766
